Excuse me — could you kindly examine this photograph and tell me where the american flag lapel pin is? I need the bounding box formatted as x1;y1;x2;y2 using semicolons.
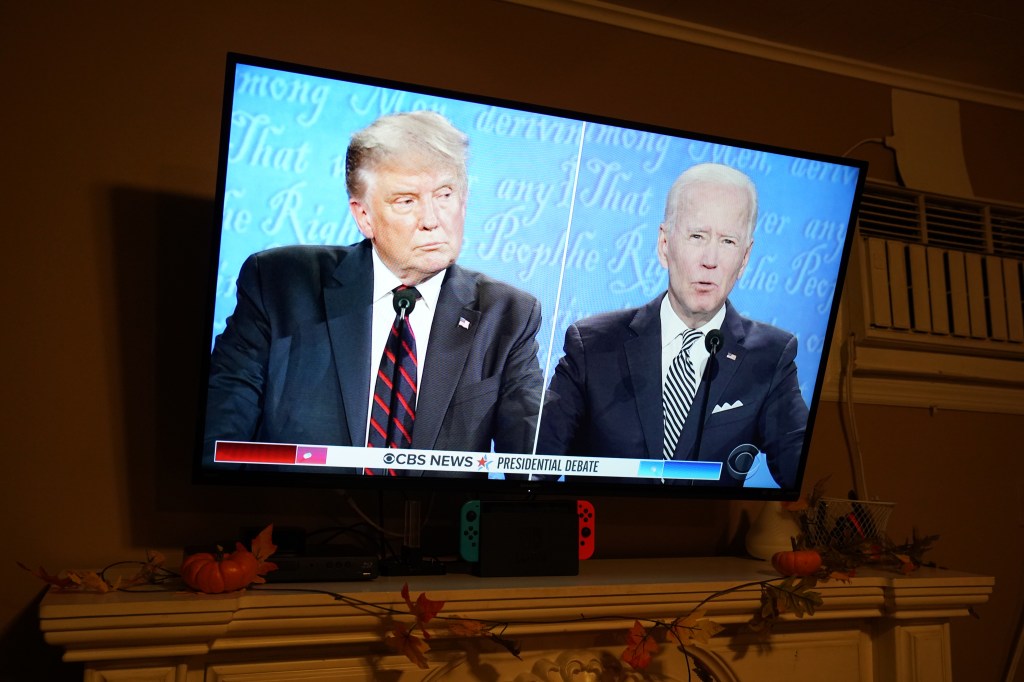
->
726;352;737;361
458;317;471;329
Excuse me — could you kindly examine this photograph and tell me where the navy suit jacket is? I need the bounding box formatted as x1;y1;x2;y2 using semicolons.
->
536;296;807;488
204;241;543;467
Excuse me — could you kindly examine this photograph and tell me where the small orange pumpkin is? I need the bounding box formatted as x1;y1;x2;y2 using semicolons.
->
771;549;822;577
181;543;260;593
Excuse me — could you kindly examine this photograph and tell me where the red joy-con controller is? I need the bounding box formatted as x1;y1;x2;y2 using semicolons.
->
578;499;595;560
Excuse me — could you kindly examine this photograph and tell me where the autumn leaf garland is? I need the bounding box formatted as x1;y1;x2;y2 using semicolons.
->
386;582;523;668
21;512;937;677
20;525;279;595
384;583;445;668
14;543;857;678
18;550;173;593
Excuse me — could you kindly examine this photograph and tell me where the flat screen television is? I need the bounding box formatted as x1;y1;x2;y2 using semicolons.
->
194;52;866;502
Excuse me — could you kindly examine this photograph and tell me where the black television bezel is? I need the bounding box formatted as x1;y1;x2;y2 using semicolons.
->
192;51;867;502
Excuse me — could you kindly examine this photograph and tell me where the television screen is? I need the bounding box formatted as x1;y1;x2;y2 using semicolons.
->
195;53;865;500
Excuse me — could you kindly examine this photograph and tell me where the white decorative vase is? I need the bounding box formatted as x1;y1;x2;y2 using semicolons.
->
745;501;801;560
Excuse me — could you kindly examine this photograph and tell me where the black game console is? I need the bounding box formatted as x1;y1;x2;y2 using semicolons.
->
459;499;595;577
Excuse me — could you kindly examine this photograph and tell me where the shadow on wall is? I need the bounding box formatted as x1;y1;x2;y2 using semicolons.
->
104;188;461;557
106;188;369;551
0;591;83;681
107;187;218;546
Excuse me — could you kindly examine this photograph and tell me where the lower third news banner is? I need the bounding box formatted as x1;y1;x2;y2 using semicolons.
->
213;441;723;482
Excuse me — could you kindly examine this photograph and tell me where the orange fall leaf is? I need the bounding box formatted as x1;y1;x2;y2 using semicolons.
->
386;622;431;669
67;570;113;593
668;609;724;647
622;620;660;670
17;562;74;590
250;525;278;575
448;618;488;637
401;582;445;626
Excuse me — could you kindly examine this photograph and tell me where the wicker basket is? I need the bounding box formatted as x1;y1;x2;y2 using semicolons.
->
804;497;895;548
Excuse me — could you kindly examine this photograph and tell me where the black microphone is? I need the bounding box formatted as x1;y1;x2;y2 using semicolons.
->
691;328;723;467
704;328;724;355
393;287;418;320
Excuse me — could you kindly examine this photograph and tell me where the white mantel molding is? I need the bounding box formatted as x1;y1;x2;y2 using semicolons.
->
40;556;992;681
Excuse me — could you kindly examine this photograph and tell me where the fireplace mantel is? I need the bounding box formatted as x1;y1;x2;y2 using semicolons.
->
39;556;992;681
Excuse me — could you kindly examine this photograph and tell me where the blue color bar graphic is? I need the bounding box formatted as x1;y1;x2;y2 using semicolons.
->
637;460;722;481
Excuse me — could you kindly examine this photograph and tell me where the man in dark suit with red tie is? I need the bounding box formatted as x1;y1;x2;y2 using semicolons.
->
204;111;544;470
536;163;807;489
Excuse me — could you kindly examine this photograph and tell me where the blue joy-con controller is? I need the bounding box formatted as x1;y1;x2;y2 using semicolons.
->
459;500;481;562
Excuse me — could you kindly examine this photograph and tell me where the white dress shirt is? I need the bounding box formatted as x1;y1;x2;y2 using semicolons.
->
365;249;445;444
660;297;727;396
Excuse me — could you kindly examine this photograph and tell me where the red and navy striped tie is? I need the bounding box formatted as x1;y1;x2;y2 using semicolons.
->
366;286;420;474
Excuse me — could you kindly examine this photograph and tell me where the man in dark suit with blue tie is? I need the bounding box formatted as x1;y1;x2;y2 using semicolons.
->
537;163;807;489
204;111;544;470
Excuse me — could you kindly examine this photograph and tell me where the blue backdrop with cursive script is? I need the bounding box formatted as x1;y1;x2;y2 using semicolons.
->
214;63;861;408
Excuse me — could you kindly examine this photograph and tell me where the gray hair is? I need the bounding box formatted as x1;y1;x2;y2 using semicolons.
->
345;110;469;200
663;163;758;242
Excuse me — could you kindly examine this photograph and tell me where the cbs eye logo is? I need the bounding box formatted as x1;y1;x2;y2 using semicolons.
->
382;452;426;466
726;444;761;480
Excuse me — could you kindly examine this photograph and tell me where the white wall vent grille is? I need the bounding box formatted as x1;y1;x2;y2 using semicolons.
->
852;183;1023;356
857;184;1024;260
831;184;1024;413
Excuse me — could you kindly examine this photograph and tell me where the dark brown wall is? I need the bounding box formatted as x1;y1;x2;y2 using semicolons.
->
3;2;1022;680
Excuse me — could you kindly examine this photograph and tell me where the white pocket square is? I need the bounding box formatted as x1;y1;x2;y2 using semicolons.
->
712;400;744;414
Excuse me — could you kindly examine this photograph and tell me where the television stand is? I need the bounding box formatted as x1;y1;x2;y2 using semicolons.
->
378;546;446;576
378;497;446;576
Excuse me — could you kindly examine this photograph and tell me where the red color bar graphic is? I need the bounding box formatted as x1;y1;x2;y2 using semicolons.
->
215;442;296;464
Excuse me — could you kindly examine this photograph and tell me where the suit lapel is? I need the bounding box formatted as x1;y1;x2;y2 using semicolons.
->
324;242;373;446
624;295;665;457
676;301;746;460
413;265;478;450
705;303;746;427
